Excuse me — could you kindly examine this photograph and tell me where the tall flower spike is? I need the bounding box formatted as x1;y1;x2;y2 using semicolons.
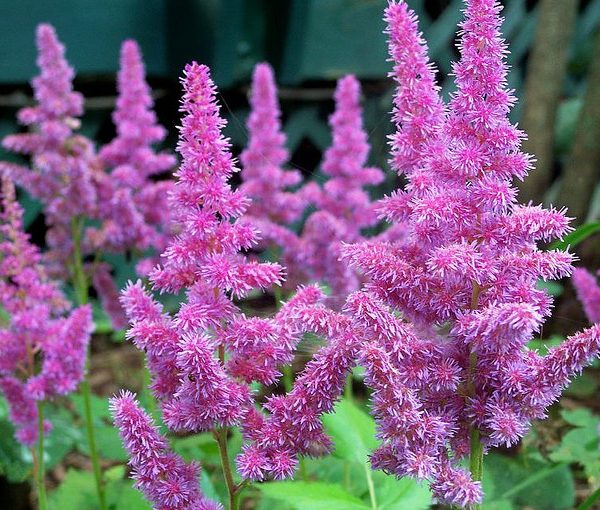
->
150;62;284;296
110;391;222;510
343;1;598;507
240;63;305;226
1;24;99;274
572;268;600;324
91;39;176;328
0;176;92;445
282;75;384;307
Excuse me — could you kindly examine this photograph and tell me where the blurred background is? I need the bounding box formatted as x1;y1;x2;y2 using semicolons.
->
2;1;600;508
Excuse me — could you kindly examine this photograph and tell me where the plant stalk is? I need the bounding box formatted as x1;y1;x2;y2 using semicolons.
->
468;283;483;509
214;428;246;510
33;401;48;510
71;217;107;510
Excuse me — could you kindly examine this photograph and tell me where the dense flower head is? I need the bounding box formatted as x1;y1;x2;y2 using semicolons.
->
0;176;92;445
572;267;600;324
110;391;222;510
1;23;100;273
343;0;600;506
240;63;305;226
96;39;175;262
116;65;363;507
267;75;384;306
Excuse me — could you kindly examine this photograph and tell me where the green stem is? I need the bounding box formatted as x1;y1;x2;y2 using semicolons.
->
282;364;293;393
344;372;353;402
34;401;48;510
467;282;483;510
215;428;247;510
71;217;107;510
364;463;377;510
578;486;600;510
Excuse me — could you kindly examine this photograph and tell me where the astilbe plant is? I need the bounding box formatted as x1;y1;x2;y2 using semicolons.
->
93;39;176;327
292;75;384;307
96;39;176;275
573;268;600;324
0;176;92;507
248;73;384;305
0;25;177;510
341;0;600;507
240;62;305;230
115;62;354;509
0;23;100;275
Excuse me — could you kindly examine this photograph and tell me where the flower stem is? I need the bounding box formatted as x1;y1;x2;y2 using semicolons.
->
364;463;378;510
468;282;483;510
71;217;107;510
214;428;247;510
33;401;48;510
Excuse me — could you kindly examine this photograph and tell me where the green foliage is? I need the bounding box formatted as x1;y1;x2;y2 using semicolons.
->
49;466;152;510
549;222;600;251
483;453;575;510
71;394;127;462
550;408;600;483
257;399;431;510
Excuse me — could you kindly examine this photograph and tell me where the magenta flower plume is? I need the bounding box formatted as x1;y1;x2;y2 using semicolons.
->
110;391;222;510
240;63;305;226
572;268;600;324
342;0;600;506
96;40;175;266
119;61;284;445
1;23;99;273
0;176;92;446
118;64;357;498
278;75;384;306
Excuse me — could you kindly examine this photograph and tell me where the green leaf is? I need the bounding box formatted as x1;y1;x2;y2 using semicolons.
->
485;453;575;510
49;469;99;510
374;472;431;510
258;481;369;510
549;222;600;251
0;419;30;482
550;409;600;481
321;399;377;465
105;465;152;510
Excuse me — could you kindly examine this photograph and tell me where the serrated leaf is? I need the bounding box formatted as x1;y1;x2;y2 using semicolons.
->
258;481;369;510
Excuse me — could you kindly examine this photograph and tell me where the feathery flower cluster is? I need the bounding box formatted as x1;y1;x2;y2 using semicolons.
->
96;39;175;270
572;268;600;324
294;75;384;306
0;24;100;273
116;64;356;502
2;26;177;330
342;0;600;506
110;391;221;510
240;63;305;227
0;176;92;445
247;73;384;304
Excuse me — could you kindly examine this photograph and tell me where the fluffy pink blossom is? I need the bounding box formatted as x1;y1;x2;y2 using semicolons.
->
240;63;305;226
343;1;600;506
0;176;92;445
118;64;358;500
1;23;100;273
572;267;600;324
96;39;175;266
273;75;384;305
110;391;222;510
